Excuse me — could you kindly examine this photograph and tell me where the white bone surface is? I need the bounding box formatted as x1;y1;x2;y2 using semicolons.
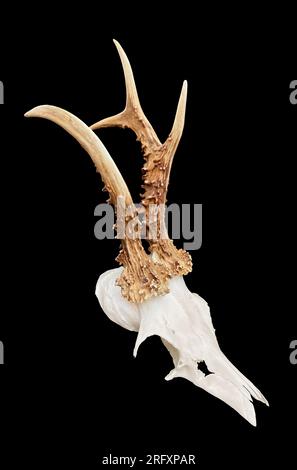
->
96;267;268;426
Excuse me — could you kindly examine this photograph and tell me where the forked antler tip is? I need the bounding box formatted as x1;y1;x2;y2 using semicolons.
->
90;39;139;132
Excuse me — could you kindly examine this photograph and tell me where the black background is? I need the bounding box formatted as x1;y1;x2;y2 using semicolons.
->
0;10;296;469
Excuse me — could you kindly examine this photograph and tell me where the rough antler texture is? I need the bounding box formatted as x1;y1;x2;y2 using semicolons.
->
25;105;169;302
91;40;192;277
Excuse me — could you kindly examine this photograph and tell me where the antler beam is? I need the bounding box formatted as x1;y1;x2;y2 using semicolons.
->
91;40;192;277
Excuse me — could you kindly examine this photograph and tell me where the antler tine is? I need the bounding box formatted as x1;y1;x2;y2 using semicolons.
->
25;105;169;302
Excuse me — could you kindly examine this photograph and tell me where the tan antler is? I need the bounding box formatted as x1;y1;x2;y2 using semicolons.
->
25;105;169;302
91;40;192;276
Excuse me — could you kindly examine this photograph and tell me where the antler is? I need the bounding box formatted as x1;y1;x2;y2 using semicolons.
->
91;40;192;277
25;105;169;302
